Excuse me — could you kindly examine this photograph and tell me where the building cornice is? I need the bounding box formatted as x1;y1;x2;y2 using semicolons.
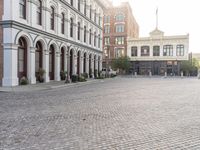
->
0;20;103;54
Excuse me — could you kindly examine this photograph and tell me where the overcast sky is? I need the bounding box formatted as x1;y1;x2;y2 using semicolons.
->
112;0;200;53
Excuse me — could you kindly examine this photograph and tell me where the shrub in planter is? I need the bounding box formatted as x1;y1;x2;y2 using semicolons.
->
36;68;45;83
71;74;78;83
78;76;87;82
20;76;29;85
82;73;88;79
60;70;67;80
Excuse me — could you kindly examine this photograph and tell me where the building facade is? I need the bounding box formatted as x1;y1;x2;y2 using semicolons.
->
102;2;139;68
0;0;108;86
127;29;189;76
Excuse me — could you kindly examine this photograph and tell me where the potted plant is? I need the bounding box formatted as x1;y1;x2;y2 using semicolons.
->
71;74;78;83
37;68;45;83
20;76;29;85
60;70;67;80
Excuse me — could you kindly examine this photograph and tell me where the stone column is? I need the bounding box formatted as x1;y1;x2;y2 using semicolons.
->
44;49;49;82
80;52;84;75
86;54;89;77
2;44;19;86
64;50;68;72
91;55;94;78
73;52;77;75
28;47;36;84
55;51;61;81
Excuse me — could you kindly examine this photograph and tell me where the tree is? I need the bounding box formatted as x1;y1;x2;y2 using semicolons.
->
112;56;130;74
180;58;200;76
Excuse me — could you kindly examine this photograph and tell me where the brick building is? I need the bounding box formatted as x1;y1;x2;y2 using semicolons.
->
103;2;139;69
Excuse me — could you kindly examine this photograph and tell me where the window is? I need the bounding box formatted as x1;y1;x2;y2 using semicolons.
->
94;32;96;47
77;22;80;40
141;46;150;56
115;14;124;22
115;24;124;33
84;2;87;15
70;0;73;6
176;45;184;56
153;46;160;56
37;0;42;25
19;0;26;19
84;26;87;43
104;25;110;34
115;48;124;58
104;37;110;45
115;37;125;45
61;13;65;34
94;10;96;23
98;34;100;48
89;29;92;45
163;45;173;56
131;46;137;56
104;16;110;23
50;7;55;30
70;18;73;37
90;5;92;19
78;0;80;11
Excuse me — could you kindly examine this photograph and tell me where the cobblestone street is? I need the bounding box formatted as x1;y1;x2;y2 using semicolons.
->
1;78;200;150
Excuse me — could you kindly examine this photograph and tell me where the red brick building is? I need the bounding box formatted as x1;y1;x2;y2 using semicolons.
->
103;2;139;69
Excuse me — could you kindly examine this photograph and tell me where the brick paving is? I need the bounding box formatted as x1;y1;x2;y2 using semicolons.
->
1;78;200;150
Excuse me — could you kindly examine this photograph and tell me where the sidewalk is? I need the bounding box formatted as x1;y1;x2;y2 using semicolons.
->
0;79;104;92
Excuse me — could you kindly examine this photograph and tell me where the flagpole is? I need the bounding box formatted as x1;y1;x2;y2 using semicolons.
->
156;7;158;29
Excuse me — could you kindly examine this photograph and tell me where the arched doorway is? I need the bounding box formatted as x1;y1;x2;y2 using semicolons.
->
83;53;87;73
98;56;100;73
49;45;55;80
77;51;80;76
60;47;65;72
89;54;92;78
70;49;73;77
35;41;43;80
18;37;27;80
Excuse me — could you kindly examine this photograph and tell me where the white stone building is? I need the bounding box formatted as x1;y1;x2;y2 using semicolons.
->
0;0;109;86
127;28;189;75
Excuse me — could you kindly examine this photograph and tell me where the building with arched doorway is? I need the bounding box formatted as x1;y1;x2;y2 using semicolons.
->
0;0;109;86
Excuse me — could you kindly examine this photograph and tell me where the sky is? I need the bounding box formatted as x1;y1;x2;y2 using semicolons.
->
111;0;200;53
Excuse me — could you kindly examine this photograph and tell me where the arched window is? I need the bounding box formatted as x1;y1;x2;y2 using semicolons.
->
35;42;43;73
89;29;92;45
84;2;87;15
78;0;81;11
163;45;173;56
84;26;87;43
153;46;160;56
19;0;26;19
98;34;100;48
94;10;96;23
61;13;65;34
70;18;73;37
94;32;96;47
50;6;55;30
18;37;27;79
77;22;81;40
70;0;73;6
90;5;92;19
115;14;125;22
37;0;42;25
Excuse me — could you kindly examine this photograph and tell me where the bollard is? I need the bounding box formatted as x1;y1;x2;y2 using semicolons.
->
164;72;167;78
149;71;152;77
181;71;184;78
134;72;137;77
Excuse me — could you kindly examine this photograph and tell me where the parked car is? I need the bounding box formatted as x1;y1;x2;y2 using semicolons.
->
102;68;117;77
